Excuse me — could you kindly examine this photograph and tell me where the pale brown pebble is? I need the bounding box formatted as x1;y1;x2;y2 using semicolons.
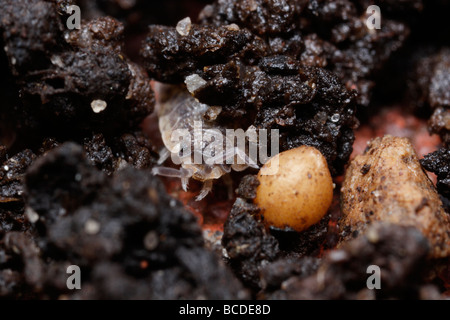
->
340;135;450;258
255;146;333;232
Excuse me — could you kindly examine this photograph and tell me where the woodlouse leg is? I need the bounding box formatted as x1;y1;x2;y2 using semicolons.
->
152;166;194;192
151;166;183;178
152;167;194;191
157;147;171;165
196;179;213;201
180;167;194;191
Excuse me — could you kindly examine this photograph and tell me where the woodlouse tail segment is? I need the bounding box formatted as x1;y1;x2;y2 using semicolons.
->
215;146;259;171
196;180;213;201
233;147;259;170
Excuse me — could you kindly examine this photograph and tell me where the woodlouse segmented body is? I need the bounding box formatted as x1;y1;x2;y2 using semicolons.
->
152;83;259;200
